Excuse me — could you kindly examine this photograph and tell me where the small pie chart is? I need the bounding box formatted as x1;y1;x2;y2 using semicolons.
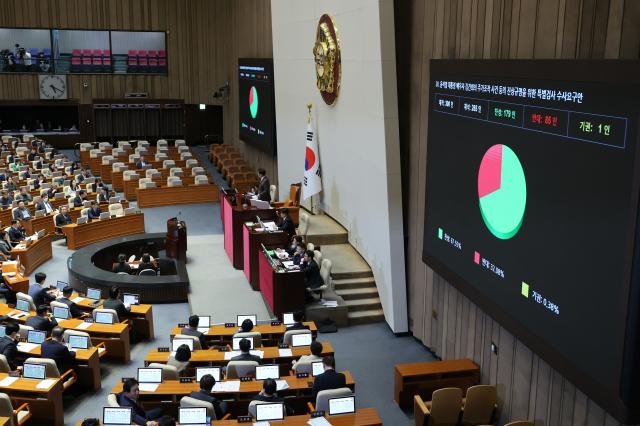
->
478;144;527;240
249;86;259;119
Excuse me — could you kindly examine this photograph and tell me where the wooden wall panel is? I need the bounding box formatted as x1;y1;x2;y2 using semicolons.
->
397;0;640;424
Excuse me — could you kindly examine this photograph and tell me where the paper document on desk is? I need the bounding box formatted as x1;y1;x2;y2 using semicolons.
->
275;380;289;391
197;327;210;335
250;350;264;358
139;383;160;392
36;379;56;389
278;348;293;357
1;272;15;277
8;312;26;320
71;296;85;303
76;322;92;330
17;342;39;353
253;422;270;426
212;380;240;392
0;377;18;387
282;261;294;267
307;417;332;426
224;351;241;360
263;221;277;231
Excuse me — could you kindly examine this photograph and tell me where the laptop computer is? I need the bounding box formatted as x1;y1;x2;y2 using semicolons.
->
68;335;89;350
109;196;120;204
27;330;46;345
123;293;139;306
137;367;162;385
179;407;207;425
22;362;46;380
291;333;312;347
233;336;254;350
16;299;31;313
99;212;110;220
196;367;221;382
255;403;285;421
328;396;356;416
282;312;295;326
34;209;45;218
312;361;325;377
197;315;210;332
56;281;68;291
102;407;132;425
86;288;101;301
250;199;271;209
237;314;257;327
172;338;194;352
95;311;114;324
255;365;280;380
36;229;45;239
52;306;70;320
124;207;136;215
76;216;88;225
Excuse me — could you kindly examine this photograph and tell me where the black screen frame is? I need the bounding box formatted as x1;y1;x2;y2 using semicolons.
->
421;59;640;423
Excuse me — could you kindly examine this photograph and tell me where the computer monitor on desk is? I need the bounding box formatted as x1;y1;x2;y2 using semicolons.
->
103;407;132;425
250;199;271;209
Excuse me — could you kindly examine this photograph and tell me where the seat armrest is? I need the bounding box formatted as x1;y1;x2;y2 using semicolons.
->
414;395;430;426
60;369;78;391
13;402;31;426
221;414;231;420
272;201;287;208
307;402;315;412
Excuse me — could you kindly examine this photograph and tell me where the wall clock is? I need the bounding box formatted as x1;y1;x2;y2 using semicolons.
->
38;74;68;100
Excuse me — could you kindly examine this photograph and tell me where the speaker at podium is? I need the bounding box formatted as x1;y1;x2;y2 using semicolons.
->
166;217;187;261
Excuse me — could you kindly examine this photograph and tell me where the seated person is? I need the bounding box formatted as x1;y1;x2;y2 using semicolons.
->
87;201;102;220
91;178;105;193
41;326;76;372
286;235;304;256
36;195;54;214
25;305;58;332
0;323;19;370
286;310;310;331
239;318;254;333
4;177;16;192
0;231;12;257
136;156;149;169
253;378;294;415
117;378;163;426
277;208;296;238
112;254;132;274
0;190;13;207
97;187;109;203
29;272;55;306
15;187;32;203
137;254;156;274
190;374;227;419
181;315;209;349
55;205;72;227
292;341;323;372
167;344;191;375
311;355;346;400
301;250;324;303
231;338;261;364
72;190;86;208
13;201;31;221
103;285;131;318
56;286;83;318
7;220;25;244
292;243;306;266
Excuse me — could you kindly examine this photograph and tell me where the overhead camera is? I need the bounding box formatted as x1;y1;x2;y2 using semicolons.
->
213;82;230;99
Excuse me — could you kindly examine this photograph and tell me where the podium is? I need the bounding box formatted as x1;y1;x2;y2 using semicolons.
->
166;217;187;261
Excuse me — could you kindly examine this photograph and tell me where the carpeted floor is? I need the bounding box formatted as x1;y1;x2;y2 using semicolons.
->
50;145;434;424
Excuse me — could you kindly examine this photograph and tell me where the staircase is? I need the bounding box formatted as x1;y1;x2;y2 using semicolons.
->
305;214;384;325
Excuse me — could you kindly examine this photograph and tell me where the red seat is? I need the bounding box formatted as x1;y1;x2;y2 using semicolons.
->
148;58;158;67
158;58;166;67
103;56;112;66
92;57;102;65
128;50;137;57
138;57;148;66
147;50;157;57
103;49;111;56
71;57;81;65
82;57;91;65
72;49;82;56
128;58;138;66
158;50;166;58
82;49;92;56
92;49;102;56
138;50;147;57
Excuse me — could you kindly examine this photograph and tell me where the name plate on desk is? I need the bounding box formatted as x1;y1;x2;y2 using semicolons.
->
224;322;235;328
179;377;193;383
310;411;326;418
240;376;253;382
83;318;94;323
296;372;309;378
237;416;252;423
177;323;187;328
157;347;170;352
271;321;282;326
8;371;20;378
218;346;229;352
121;377;134;383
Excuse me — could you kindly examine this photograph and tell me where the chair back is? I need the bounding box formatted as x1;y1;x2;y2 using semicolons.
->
139;268;156;276
0;355;11;373
101;155;114;165
24;357;60;378
62;330;93;347
16;293;36;312
145;168;159;179
226;361;258;379
249;400;285;419
320;259;333;290
195;175;209;185
180;396;216;420
163;160;176;169
306;243;315;252
298;213;309;237
148;362;179;380
269;185;277;202
191;166;205;176
293;359;315;375
109;203;124;216
504;422;534;426
429;387;463;426
167;177;182;187
107;393;120;407
180;152;193;160
138;178;154;189
0;393;15;426
185;159;198;168
92;308;119;323
174;334;202;350
175;139;186;147
50;300;69;310
288;184;301;206
80;208;89;218
314;250;323;265
232;332;262;348
315;388;353;412
128;154;140;163
460;385;497;425
170;167;184;177
283;329;312;346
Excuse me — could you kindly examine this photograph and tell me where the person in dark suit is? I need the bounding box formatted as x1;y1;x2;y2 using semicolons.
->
257;168;271;202
91;178;105;194
311;356;347;400
15;188;32;203
27;148;37;162
25;305;58;332
252;378;294;415
286;310;310;331
41;327;76;372
181;315;209;349
231;338;261;364
0;323;19;370
135;156;149;169
112;254;132;274
301;250;324;303
116;378;163;426
55;205;72;227
286;235;304;256
97;187;109;203
103;285;130;318
72;190;86;208
87;201;102;220
137;254;156;274
0;231;11;257
292;243;306;266
8;220;26;245
36;195;54;214
13;201;31;221
277;208;296;238
0;191;13;207
28;272;55;307
190;374;227;419
56;286;83;318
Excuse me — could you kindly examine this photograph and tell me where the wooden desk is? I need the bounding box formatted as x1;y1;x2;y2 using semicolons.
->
144;341;335;375
20;214;55;236
222;193;277;269
2;262;29;294
10;234;53;275
394;358;480;409
62;213;145;250
0;372;64;425
16;344;101;391
136;184;219;208
57;318;131;363
259;250;305;317
73;294;155;340
170;322;318;346
112;169;126;192
0;417;10;426
243;223;289;290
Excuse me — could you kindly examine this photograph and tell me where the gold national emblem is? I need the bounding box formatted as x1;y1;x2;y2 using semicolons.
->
313;14;341;106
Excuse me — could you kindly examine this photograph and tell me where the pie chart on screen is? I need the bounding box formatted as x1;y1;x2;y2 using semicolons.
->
249;86;259;119
477;144;527;240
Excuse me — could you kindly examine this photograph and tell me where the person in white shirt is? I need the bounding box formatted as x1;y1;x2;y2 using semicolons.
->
292;340;323;371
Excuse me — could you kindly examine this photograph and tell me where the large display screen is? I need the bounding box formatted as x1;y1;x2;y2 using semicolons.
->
238;58;276;154
423;60;640;422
